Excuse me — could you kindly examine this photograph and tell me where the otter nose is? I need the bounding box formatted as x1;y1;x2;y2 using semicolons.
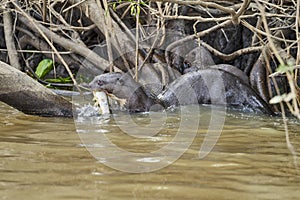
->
97;80;105;85
87;80;97;90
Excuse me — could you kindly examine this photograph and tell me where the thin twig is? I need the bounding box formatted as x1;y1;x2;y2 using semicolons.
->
135;0;141;82
165;20;232;64
97;0;114;72
155;0;237;17
3;7;21;70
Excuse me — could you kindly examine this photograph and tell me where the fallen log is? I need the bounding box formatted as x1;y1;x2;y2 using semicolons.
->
0;61;73;117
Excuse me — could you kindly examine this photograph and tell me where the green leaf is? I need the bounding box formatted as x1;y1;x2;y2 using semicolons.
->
140;1;146;6
112;2;117;10
35;59;53;79
44;76;73;83
283;92;296;102
136;4;140;15
276;63;295;74
269;92;296;104
269;94;285;104
130;4;136;16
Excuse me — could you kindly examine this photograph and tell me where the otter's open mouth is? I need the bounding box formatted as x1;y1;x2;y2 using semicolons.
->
92;90;127;113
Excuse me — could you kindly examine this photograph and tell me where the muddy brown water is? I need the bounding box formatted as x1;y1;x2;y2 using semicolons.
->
0;101;300;200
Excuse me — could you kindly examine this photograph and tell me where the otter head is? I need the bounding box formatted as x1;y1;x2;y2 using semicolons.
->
88;72;154;112
88;72;122;93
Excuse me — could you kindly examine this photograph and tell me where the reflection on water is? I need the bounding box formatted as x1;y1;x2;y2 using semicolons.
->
0;102;300;199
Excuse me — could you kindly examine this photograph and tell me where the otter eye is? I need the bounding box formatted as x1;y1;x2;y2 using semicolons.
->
117;78;124;85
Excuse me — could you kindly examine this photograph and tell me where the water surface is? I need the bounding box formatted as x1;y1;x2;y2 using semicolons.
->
0;102;299;199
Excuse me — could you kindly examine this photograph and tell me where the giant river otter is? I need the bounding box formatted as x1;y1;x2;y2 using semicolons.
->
89;72;155;112
158;69;274;115
88;67;274;115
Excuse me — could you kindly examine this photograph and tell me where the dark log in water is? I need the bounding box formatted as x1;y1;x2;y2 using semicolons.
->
0;61;73;117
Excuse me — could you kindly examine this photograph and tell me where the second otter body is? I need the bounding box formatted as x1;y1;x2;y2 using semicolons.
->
158;69;273;115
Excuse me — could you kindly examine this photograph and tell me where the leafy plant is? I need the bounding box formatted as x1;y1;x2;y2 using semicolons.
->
111;0;147;16
269;62;300;119
35;59;53;79
44;76;73;84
